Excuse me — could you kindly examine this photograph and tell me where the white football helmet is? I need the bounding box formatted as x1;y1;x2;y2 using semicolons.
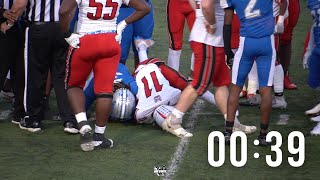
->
110;88;136;122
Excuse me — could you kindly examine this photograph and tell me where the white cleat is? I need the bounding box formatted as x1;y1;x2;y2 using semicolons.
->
311;115;320;122
134;36;155;51
305;103;320;115
272;96;287;109
233;122;257;134
162;114;193;138
310;122;320;136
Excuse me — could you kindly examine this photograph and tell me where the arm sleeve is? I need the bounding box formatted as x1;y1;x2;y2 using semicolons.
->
158;63;189;91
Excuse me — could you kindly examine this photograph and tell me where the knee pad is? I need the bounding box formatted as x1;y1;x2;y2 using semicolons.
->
153;105;175;127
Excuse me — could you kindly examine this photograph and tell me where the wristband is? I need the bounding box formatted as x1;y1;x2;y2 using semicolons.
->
277;15;285;24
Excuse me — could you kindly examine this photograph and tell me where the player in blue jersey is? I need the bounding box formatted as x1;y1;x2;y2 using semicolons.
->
117;0;154;66
84;63;138;111
306;0;320;135
221;0;278;146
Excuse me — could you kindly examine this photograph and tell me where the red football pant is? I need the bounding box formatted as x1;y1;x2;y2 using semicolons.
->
167;0;195;50
191;41;231;95
280;0;300;45
65;33;121;94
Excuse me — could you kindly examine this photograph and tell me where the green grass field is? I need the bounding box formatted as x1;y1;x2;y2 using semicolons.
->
1;0;319;179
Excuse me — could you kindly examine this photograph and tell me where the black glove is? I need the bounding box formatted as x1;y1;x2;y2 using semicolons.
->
225;50;234;69
223;24;234;69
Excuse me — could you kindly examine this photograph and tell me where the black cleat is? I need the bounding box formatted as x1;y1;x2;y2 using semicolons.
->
78;121;94;151
224;132;231;145
19;117;41;132
257;134;271;146
12;117;22;125
64;122;79;134
93;133;113;150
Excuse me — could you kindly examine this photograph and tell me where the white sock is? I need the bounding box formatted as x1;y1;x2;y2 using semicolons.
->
273;64;284;94
6;71;10;79
171;108;184;124
190;53;195;71
168;49;181;71
138;44;148;62
200;91;216;105
75;112;87;123
95;125;106;134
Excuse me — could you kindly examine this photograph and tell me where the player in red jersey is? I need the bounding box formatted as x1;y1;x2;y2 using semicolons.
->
59;0;150;151
166;0;195;71
279;0;300;89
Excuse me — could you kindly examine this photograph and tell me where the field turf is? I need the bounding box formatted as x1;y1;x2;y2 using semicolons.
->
0;0;319;179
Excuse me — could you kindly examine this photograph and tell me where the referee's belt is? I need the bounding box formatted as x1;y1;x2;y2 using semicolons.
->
27;21;59;26
86;30;116;35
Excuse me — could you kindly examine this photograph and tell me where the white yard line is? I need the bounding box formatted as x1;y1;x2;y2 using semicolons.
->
163;100;205;180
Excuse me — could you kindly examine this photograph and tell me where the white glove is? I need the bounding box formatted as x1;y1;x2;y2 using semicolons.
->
303;54;310;69
65;33;84;49
115;20;127;44
274;15;285;34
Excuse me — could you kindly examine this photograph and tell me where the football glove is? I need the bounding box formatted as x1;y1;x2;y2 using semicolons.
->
65;33;84;49
303;53;310;69
274;15;284;34
225;50;234;70
115;20;127;44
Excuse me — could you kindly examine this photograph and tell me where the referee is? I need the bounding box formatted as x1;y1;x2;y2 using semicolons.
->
0;0;26;125
10;0;77;133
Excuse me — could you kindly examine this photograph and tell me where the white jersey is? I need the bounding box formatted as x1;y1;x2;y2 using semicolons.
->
189;0;224;47
135;63;181;122
75;0;130;34
273;0;289;18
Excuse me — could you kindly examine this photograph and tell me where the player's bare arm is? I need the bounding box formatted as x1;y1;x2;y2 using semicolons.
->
223;8;234;69
59;0;78;34
201;0;216;34
125;0;150;24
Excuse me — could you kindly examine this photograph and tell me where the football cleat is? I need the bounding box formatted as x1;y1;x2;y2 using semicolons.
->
162;114;193;138
233;122;257;134
93;133;113;150
239;90;247;98
284;75;297;90
224;132;231;145
310;122;320;136
64;122;79;134
78;121;94;151
134;36;154;51
305;103;320;115
257;134;271;146
239;94;261;106
311;115;320;122
19;117;41;132
0;90;14;100
272;96;287;109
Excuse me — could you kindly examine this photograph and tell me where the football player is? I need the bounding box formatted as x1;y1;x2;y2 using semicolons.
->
305;0;320;135
59;0;150;151
221;0;278;146
237;0;288;109
160;0;257;138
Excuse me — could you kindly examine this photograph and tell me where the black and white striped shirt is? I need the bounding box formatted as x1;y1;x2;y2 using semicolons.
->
26;0;62;22
0;0;16;9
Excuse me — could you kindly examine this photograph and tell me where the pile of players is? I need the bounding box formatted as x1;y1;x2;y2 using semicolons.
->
1;0;319;152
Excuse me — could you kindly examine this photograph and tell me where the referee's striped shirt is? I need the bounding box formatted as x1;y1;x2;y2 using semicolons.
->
26;0;62;22
0;0;15;9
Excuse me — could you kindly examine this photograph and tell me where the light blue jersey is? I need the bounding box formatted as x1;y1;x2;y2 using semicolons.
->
221;0;275;38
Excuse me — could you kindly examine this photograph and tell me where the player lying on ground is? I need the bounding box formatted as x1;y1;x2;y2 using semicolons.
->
59;0;150;151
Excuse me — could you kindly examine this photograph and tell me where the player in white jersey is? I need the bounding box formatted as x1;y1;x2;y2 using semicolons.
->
59;0;150;151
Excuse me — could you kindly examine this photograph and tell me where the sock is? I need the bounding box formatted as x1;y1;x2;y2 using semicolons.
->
200;91;216;105
225;121;234;134
75;112;87;123
260;123;269;136
6;71;10;79
95;125;106;134
190;53;195;71
171;108;184;124
273;64;284;94
168;49;181;71
138;44;148;62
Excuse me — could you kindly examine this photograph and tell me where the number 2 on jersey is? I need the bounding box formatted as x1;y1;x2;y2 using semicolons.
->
244;0;261;19
87;0;118;20
141;71;163;98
